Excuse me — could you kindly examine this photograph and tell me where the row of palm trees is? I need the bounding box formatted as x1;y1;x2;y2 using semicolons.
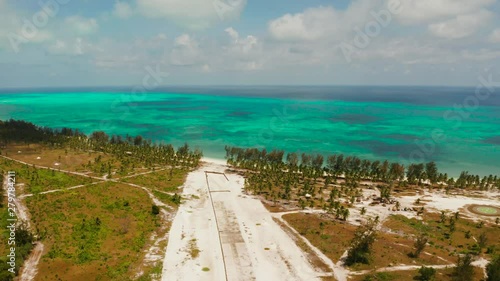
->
225;146;500;190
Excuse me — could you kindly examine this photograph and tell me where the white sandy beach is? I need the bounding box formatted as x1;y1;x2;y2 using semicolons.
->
162;161;321;281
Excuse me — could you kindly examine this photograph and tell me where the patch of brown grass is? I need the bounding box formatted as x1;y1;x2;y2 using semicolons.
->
3;144;113;173
282;213;356;263
273;217;331;273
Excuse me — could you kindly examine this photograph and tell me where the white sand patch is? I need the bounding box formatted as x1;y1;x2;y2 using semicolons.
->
393;189;500;217
201;157;228;166
162;163;320;281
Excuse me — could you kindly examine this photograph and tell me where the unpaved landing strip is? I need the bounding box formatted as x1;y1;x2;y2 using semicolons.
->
162;162;321;281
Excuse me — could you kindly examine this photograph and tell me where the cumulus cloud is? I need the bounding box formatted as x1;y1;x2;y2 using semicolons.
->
65;16;99;35
428;10;493;39
169;34;202;65
268;1;382;42
0;0;54;52
393;0;496;39
223;27;263;70
137;0;247;30
113;1;134;19
395;0;495;24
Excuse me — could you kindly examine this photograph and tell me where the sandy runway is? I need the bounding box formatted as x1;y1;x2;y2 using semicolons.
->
162;162;320;281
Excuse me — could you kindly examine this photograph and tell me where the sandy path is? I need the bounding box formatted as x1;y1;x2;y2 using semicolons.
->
2;172;44;281
19;243;44;281
162;163;321;281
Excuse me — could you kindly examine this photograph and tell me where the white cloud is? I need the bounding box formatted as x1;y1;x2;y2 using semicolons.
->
489;28;500;42
137;0;247;30
65;16;99;35
461;49;500;61
268;1;380;42
395;0;495;24
0;0;53;52
47;38;88;56
225;27;239;41
428;10;493;39
169;34;202;65
113;1;134;19
222;27;263;70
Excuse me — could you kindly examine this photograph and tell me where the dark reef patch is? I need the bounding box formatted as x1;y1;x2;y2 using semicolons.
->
383;133;422;142
483;136;500;145
227;111;252;118
331;113;381;124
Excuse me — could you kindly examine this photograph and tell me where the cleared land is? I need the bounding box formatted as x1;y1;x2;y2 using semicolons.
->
162;162;322;281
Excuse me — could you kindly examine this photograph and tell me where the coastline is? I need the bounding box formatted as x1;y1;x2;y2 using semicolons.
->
201;157;228;166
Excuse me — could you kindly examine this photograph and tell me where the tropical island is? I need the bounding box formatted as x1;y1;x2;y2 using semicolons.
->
1;119;499;281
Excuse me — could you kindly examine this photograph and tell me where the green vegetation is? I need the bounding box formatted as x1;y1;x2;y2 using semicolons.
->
383;213;500;262
415;266;436;281
189;239;200;259
152;205;160;215
0;119;203;171
451;254;475;281
121;168;188;193
486;255;500;281
412;233;429;258
152;190;182;207
225;146;500;195
25;182;159;280
346;219;378;266
0;120;203;280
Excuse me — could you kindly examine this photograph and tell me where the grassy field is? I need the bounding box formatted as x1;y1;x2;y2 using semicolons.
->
25;181;160;281
120;168;188;193
0;158;94;194
283;213;357;262
2;144;115;173
282;212;452;272
0;143;192;280
383;213;500;260
348;267;484;281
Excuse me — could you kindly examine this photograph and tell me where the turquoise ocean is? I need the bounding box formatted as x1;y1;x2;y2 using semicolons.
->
0;86;499;177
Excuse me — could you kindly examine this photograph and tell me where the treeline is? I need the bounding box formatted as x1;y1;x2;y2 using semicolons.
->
0;119;203;168
225;146;500;190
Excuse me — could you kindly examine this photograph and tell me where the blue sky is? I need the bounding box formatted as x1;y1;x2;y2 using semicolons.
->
1;0;500;87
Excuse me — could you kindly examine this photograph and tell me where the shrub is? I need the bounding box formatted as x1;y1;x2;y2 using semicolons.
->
415;266;436;281
486;256;500;281
151;205;160;215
